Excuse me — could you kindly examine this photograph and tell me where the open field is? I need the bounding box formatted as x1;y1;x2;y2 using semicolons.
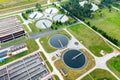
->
0;0;38;4
67;24;113;57
0;0;47;14
0;38;39;66
87;8;120;46
54;49;95;80
82;69;117;80
0;0;47;8
39;30;71;53
107;55;120;77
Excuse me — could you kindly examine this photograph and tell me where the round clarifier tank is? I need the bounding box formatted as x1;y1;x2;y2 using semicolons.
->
49;34;69;49
29;12;43;19
45;7;58;14
62;49;87;70
35;19;52;29
53;14;69;23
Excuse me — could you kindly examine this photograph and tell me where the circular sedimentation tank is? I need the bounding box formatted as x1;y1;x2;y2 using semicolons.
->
45;7;58;14
29;12;43;19
62;49;87;70
53;14;69;23
36;19;52;29
49;34;69;49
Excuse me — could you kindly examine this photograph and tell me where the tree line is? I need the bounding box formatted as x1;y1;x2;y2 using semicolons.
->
99;0;120;10
86;21;120;46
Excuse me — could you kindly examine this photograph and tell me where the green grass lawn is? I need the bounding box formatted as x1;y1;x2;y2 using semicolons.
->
0;38;39;66
82;69;117;80
16;15;23;23
67;24;113;57
107;55;120;77
28;23;40;33
46;61;53;72
39;30;71;53
23;24;31;35
87;8;120;46
39;52;47;61
25;38;39;53
53;75;60;80
55;49;95;80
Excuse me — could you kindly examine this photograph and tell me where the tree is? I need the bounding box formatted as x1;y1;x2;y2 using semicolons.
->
108;5;112;12
26;9;33;14
35;3;41;9
22;12;28;20
57;0;62;2
62;0;93;20
38;8;42;12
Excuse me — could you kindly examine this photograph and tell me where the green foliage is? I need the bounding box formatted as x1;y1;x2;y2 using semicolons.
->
40;52;47;60
107;55;120;77
53;75;60;80
35;3;41;9
101;0;119;10
62;0;93;20
46;61;53;72
22;12;28;20
35;3;42;12
26;9;33;14
16;15;23;23
25;38;39;53
101;0;119;5
28;23;40;33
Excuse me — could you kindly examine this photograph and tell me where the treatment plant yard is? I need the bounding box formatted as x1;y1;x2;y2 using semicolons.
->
0;0;120;80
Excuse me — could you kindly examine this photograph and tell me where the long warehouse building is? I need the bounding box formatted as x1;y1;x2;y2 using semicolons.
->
0;16;26;43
